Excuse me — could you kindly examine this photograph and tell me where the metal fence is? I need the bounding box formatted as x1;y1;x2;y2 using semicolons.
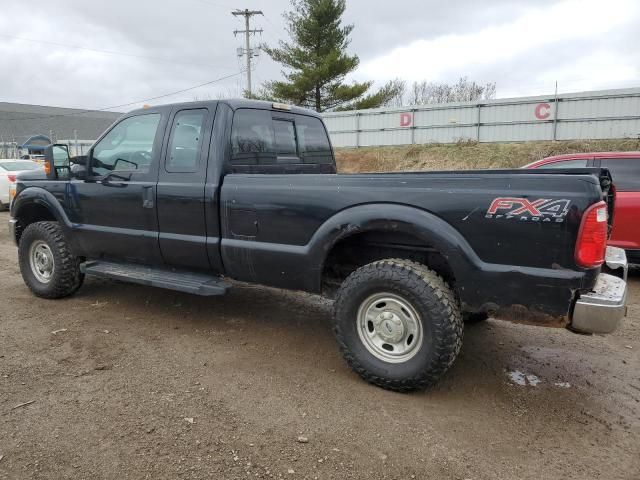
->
322;87;640;148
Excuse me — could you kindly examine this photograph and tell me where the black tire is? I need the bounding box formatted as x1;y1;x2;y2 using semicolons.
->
333;259;463;392
463;312;489;324
18;221;84;299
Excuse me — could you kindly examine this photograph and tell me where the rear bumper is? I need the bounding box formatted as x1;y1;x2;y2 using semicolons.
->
571;247;628;334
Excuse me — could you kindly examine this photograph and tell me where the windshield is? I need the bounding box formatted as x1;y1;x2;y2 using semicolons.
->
0;161;42;171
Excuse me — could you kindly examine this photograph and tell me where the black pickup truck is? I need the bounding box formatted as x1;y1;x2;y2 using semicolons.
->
9;99;628;391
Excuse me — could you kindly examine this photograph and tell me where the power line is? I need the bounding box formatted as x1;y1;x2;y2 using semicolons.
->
1;71;245;122
261;13;284;45
0;33;227;69
186;0;235;8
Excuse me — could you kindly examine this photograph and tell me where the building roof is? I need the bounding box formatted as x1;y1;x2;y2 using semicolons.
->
0;102;122;144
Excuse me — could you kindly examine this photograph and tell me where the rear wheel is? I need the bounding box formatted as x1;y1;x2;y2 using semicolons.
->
333;259;463;392
18;221;84;298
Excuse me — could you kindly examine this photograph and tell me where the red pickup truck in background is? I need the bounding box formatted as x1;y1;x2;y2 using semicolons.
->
525;152;640;263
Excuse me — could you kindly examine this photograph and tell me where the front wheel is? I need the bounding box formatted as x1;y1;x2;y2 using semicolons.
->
333;259;463;392
18;221;84;299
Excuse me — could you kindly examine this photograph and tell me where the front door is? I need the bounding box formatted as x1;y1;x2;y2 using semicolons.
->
67;110;167;264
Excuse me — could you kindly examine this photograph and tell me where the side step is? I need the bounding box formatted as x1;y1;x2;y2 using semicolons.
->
80;261;229;296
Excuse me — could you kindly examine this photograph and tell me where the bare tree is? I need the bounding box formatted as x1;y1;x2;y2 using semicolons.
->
382;78;407;108
391;77;497;106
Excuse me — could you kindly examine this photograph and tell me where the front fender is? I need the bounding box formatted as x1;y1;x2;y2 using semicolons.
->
11;187;70;225
10;186;77;249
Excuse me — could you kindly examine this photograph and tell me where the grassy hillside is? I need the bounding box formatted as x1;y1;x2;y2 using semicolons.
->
335;139;640;173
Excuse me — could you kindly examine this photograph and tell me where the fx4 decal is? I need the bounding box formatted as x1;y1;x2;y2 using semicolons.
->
486;197;571;223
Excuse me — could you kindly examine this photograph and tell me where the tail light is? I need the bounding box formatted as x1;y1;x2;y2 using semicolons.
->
575;201;608;268
7;174;16;182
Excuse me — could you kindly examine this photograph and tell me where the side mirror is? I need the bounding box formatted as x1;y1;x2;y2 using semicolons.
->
43;144;71;180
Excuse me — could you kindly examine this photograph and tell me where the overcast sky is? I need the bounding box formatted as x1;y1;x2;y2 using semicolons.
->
1;0;639;111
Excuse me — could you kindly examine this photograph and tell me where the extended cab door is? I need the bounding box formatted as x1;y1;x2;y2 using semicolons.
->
220;106;336;290
156;105;215;270
67;109;168;263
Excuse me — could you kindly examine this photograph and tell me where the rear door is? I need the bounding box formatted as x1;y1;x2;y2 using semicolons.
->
596;158;640;251
156;105;215;270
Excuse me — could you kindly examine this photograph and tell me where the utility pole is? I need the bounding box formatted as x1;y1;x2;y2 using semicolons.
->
232;9;263;97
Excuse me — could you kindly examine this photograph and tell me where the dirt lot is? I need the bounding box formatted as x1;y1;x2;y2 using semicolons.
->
0;211;638;480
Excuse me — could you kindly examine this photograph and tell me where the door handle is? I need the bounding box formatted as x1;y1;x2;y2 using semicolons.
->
142;186;154;209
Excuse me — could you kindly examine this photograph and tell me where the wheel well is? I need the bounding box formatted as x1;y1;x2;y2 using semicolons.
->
321;230;456;297
14;203;57;243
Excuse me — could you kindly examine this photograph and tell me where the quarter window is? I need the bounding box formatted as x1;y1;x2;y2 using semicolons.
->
166;109;206;172
92;114;161;176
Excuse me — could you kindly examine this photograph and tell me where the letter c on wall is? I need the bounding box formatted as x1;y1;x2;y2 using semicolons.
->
534;103;551;120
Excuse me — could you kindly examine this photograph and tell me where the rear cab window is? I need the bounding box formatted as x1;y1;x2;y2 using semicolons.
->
230;108;334;171
598;158;640;191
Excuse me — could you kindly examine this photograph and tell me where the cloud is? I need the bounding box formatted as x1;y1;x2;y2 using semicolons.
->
357;0;640;96
0;0;638;111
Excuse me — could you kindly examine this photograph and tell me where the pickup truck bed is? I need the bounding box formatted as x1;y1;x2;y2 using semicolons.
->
220;169;607;325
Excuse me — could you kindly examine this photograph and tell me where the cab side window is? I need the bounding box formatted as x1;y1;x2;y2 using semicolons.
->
166;109;206;173
600;159;640;191
92;114;161;176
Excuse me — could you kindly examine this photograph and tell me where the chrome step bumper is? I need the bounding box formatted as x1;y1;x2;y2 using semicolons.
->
571;247;628;334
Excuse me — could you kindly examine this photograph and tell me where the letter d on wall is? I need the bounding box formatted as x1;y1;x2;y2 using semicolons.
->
400;112;413;127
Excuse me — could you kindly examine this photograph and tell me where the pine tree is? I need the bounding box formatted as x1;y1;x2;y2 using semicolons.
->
261;0;398;112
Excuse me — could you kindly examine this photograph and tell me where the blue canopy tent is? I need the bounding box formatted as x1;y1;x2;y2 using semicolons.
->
19;135;52;155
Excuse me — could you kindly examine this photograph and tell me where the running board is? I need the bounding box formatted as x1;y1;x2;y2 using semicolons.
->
80;261;229;296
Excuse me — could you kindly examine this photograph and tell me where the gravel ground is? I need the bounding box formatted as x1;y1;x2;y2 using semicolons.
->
0;210;638;480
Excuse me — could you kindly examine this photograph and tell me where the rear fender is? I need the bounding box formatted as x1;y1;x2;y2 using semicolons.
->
310;203;479;285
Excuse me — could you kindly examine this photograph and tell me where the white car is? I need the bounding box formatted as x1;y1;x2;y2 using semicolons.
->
0;159;43;210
